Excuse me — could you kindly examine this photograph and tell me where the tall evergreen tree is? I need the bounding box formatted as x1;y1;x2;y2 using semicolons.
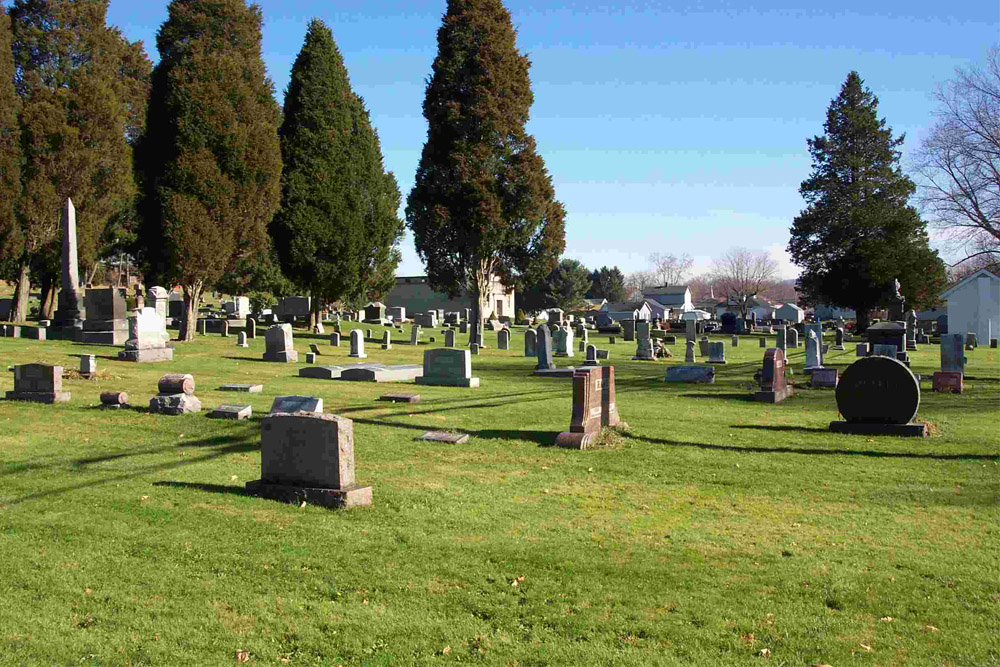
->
271;18;403;325
788;72;947;330
587;266;627;302
138;0;282;340
406;0;565;323
6;0;149;322
0;10;22;317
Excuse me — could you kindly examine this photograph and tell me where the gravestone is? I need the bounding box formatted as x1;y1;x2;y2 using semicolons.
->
932;371;963;393
834;327;845;350
364;302;387;324
219;384;263;393
379;393;420;403
100;391;128;408
79;354;96;379
609;336;616;344
459;322;468;334
119;308;174;362
759;337;767;348
555;366;622;449
787;328;799;349
684;339;696;363
731;334;739;348
338;364;423;383
416;348;480;387
665;364;715;383
410;325;421;346
707;341;726;364
445;329;456;348
387;306;405;322
23;326;45;340
81;287;128;344
197;319;207;336
939;333;966;374
776;327;787;351
6;364;70;403
965;332;978;349
664;335;676;344
622;319;635;342
867;321;906;359
147;286;169;330
210;404;252;420
246;412;372;508
685;319;697;342
51;199;86;334
872;344;897;358
149;373;201;415
382;330;392;350
306;353;317;363
905;311;918;351
262;324;298;362
753;348;792;403
829;356;926;437
245;316;257;339
633;321;654;361
524;328;536;356
804;330;822;373
236;331;249;348
330;332;340;347
811;367;839;388
349;329;366;358
698;337;710;357
498;329;510;350
219;320;229;337
469;322;484;348
313;322;325;335
415;312;437;328
856;343;869;356
535;324;555;371
582;343;599;366
365;328;373;341
270;395;323;414
470;343;480;355
555;326;574;357
416;431;468;444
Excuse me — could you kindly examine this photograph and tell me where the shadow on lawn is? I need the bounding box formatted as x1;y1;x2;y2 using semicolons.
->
634;434;998;461
730;424;828;434
152;480;248;497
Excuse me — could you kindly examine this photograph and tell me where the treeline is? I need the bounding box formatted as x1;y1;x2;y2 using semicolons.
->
0;1;404;340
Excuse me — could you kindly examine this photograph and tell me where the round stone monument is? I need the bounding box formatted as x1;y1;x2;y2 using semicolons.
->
830;356;925;436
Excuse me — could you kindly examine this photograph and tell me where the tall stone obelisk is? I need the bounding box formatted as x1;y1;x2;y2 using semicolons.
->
52;198;86;335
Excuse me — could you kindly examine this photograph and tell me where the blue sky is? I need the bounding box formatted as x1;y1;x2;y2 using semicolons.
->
100;2;998;277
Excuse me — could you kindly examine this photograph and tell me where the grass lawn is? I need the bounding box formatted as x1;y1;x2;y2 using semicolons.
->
0;322;997;666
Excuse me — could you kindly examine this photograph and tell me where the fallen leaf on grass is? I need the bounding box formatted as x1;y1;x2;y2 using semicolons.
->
924;625;940;632
740;633;755;646
84;588;92;595
442;646;451;655
299;501;307;508
758;647;770;658
810;664;833;667
234;649;250;662
860;643;872;652
140;496;149;502
880;616;894;622
230;475;238;482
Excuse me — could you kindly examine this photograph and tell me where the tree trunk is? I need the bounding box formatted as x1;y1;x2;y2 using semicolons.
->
310;296;320;330
37;278;52;322
10;262;30;323
855;307;871;333
42;281;57;319
180;281;203;341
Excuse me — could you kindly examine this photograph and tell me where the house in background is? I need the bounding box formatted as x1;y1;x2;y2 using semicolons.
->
385;275;515;320
642;285;693;318
813;304;856;320
775;302;804;323
940;269;1000;344
599;300;652;323
715;296;776;321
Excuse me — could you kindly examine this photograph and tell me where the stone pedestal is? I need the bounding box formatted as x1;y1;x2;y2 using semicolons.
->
5;363;71;403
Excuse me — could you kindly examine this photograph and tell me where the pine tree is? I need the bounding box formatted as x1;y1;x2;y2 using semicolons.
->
271;19;402;325
6;0;149;322
406;0;565;323
138;0;282;340
0;10;22;318
788;72;947;330
588;266;627;302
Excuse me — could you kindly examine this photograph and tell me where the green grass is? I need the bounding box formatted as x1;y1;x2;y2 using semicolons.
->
0;322;997;666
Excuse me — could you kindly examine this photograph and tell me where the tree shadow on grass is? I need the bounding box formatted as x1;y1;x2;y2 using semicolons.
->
152;480;248;497
729;424;828;434
633;434;998;461
680;393;756;402
472;429;553;445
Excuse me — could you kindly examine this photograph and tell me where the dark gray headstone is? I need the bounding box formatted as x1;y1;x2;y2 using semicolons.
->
835;356;919;425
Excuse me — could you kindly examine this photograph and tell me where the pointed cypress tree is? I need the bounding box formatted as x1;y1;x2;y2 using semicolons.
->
406;0;565;322
788;72;947;330
0;10;23;317
6;0;149;322
272;18;403;324
138;0;282;340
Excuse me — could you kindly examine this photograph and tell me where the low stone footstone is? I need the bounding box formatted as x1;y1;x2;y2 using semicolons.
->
339;364;423;383
698;337;710;357
349;329;366;359
498;329;510;350
298;365;347;380
410;325;421;346
219;384;263;393
446;329;457;348
1;325;20;337
309;343;322;355
236;331;249;348
609;336;616;344
381;331;392;350
856;343;869;356
246;317;257;339
759;337;767;348
470;343;480;355
665;365;715;383
596;349;610;360
210;404;252;420
306;353;317;363
416;348;479;387
99;391;128;408
263;324;298;363
787;328;799;348
829;356;926;437
523;329;537;356
582;343;599;366
810;367;839;388
416;431;469;444
5;364;71;403
707;342;726;364
220;320;229;337
79;354;96;379
246;412;372;509
932;371;963;393
731;335;738;348
119;308;174;362
379;393;420;403
330;332;341;347
992;338;998;349
270;395;322;414
753;348;792;403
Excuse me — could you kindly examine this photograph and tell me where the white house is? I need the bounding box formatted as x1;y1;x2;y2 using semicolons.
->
940;269;1000;344
715;297;776;321
814;304;856;320
600;300;652;322
642;285;694;317
775;303;804;323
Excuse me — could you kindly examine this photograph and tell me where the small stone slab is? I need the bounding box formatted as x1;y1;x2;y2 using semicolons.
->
810;368;839;388
932;371;963;393
379;393;421;403
219;384;263;393
416;431;469;444
209;404;252;420
299;365;346;380
665;365;715;383
309;343;322;355
339;364;423;383
270;395;322;414
532;367;577;378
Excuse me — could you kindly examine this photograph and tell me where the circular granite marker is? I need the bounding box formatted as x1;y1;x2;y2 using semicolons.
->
835;356;919;425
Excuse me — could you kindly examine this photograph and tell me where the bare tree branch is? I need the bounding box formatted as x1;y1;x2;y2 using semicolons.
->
711;248;780;318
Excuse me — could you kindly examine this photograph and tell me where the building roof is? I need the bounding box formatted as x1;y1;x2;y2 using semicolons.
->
644;285;689;295
940;269;1000;299
776;302;804;312
605;300;647;313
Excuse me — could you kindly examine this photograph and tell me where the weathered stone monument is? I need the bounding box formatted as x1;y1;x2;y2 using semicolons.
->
236;331;249;348
698;336;710;357
535;324;556;372
707;341;726;364
146;286;169;329
685;319;697;342
810;367;839;388
149;373;201;415
415;348;480;387
349;329;366;359
787;327;799;349
684;339;696;363
330;332;340;347
245;316;257;339
633;321;655;361
409;325;421;346
933;333;967;393
622;319;635;342
856;342;869;356
81;287;128;345
804;330;823;373
381;330;392;350
262;324;298;362
363;302;388;325
524;328;537;356
753;348;792;403
6;363;70;403
731;334;739;348
445;329;456;347
829;356;926;437
555;365;624;449
246;412;372;508
118;308;174;362
498;328;510;350
554;326;574;357
51;199;86;335
834;327;845;350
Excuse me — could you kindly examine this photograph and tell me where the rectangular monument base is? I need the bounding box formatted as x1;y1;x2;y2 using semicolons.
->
753;387;794;404
533;367;577;378
245;480;372;508
118;347;174;362
80;330;129;345
555;429;598;449
415;376;480;388
829;421;927;437
263;351;299;363
5;390;71;403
